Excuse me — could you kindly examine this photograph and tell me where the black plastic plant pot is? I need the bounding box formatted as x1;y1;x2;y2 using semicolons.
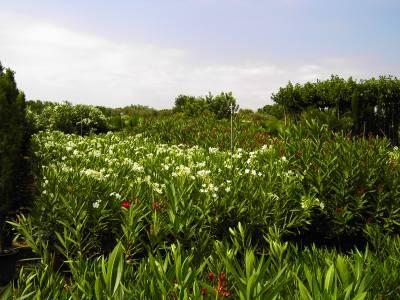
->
0;248;19;286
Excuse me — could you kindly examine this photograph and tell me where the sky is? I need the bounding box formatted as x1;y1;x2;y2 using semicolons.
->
1;0;400;109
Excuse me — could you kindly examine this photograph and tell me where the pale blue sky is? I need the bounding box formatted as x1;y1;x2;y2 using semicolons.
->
1;0;399;108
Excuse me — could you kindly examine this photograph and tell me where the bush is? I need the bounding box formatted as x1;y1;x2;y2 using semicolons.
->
173;92;239;119
257;103;285;119
31;102;108;135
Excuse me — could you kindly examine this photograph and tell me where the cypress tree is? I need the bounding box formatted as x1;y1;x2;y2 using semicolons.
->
0;63;26;251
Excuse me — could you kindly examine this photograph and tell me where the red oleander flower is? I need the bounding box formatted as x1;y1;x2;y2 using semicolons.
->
217;272;231;298
200;287;207;296
356;186;366;197
152;201;161;211
208;271;214;281
121;200;131;209
336;207;344;214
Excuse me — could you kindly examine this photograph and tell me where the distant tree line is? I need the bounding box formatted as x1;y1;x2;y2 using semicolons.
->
269;75;400;144
27;91;241;134
25;75;400;144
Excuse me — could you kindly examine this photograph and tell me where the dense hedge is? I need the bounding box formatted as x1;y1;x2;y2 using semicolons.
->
273;75;400;144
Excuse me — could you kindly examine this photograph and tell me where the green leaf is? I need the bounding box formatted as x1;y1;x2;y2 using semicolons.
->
324;264;335;291
107;242;124;296
0;284;12;300
94;276;103;300
336;256;350;285
298;279;312;300
352;292;367;300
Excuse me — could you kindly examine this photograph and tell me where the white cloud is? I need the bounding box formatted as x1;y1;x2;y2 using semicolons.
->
0;12;373;109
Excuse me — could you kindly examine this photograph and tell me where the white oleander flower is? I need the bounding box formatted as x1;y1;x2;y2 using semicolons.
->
208;147;218;154
93;199;102;209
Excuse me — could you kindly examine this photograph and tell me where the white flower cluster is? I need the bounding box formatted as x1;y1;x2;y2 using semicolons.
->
199;183;218;194
244;169;263;177
33;130;314;212
208;147;219;154
92;199;102;208
267;192;280;201
81;169;105;181
259;144;274;152
300;195;324;210
172;165;191;177
109;192;122;200
197;169;211;178
132;162;145;173
149;182;165;194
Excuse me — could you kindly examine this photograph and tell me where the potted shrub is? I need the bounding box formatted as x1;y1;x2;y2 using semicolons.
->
0;63;25;285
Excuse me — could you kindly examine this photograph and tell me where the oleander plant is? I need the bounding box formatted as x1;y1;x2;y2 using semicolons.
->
2;120;400;299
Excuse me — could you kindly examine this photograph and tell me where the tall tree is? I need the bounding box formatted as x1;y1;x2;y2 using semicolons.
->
0;63;26;251
207;92;238;119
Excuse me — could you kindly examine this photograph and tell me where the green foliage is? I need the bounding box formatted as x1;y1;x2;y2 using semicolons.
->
97;104;158;119
299;108;353;133
173;92;238;119
257;103;285;119
0;64;25;251
6;121;400;298
207;92;239;119
272;75;400;144
28;124;400;250
27;102;108;135
3;89;400;299
173;94;209;117
128;113;271;150
296;253;371;300
102;104;159;131
214;239;288;299
260;116;285;135
11;225;400;298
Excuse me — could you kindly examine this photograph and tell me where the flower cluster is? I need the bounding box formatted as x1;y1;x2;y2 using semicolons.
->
300;195;325;211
